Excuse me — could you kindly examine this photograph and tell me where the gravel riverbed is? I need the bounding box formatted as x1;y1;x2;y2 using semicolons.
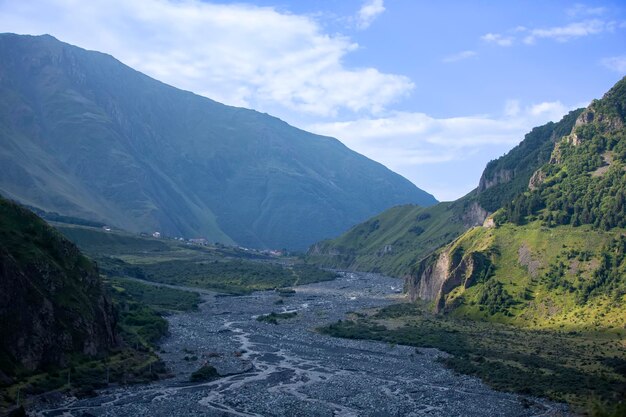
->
33;272;571;417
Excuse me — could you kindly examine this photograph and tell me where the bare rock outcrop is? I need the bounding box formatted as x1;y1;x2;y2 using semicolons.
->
461;202;489;228
406;246;492;313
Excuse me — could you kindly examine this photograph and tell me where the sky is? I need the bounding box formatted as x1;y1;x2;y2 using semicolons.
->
1;0;625;200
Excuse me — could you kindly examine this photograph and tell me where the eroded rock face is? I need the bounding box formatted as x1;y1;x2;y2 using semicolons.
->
0;199;119;373
461;202;489;228
478;169;513;192
569;105;624;146
406;248;489;313
528;169;546;191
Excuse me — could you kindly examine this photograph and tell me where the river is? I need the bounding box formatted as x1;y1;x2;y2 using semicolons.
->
33;272;570;416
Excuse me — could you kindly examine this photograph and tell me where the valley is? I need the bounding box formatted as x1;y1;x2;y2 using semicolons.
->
31;272;568;417
0;22;624;417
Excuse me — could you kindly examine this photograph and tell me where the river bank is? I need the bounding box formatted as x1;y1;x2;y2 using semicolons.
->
32;272;570;416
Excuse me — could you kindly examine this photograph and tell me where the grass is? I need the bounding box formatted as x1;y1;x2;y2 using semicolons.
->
57;224;337;295
256;311;298;324
307;201;469;277
425;221;626;331
107;277;201;313
319;302;626;415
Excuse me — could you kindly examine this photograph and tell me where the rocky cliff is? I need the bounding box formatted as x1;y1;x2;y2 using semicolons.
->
0;197;118;378
406;227;494;312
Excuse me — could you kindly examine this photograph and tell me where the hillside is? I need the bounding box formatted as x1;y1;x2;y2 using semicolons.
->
321;78;626;412
408;76;626;321
0;33;436;251
307;109;582;277
0;196;118;384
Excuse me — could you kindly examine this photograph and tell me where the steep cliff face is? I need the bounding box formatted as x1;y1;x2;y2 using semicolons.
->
0;197;118;375
478;169;513;192
406;227;494;312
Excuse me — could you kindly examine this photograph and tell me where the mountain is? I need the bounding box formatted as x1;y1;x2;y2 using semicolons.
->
0;196;118;382
0;33;436;251
407;77;626;327
307;109;583;277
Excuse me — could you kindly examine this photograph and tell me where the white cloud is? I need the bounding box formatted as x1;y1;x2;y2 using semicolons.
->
567;4;607;18
442;50;477;63
601;55;626;73
0;0;411;117
484;15;622;47
481;33;514;47
504;100;521;117
523;19;612;44
356;0;385;30
307;100;577;198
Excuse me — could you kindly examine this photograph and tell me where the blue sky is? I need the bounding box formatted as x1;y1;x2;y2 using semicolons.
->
1;0;625;200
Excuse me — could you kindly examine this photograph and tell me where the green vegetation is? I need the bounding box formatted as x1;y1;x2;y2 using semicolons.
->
478;109;583;212
0;33;435;251
307;110;584;279
106;277;200;352
414;221;626;329
318;78;626;415
320;303;626;413
256;311;298;324
138;260;336;294
108;277;200;313
57;224;337;295
503;79;626;231
307;201;468;277
0;198;167;411
190;365;219;382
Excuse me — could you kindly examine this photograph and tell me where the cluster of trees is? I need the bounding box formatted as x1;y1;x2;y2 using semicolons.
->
478;280;514;315
477;109;582;212
503;122;626;230
576;236;626;304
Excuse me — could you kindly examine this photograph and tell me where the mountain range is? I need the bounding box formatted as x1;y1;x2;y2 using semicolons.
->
0;33;436;250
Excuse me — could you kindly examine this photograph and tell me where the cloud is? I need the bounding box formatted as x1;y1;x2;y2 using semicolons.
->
504;100;521;117
356;0;385;30
481;33;514;47
567;4;607;17
601;55;626;73
307;100;577;198
0;0;411;118
523;19;613;44
442;50;477;63
484;14;622;47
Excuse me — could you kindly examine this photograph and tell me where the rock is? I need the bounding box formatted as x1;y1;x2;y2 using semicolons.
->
462;202;489;228
528;169;546;190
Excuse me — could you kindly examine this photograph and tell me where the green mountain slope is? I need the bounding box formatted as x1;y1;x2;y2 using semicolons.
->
308;201;469;277
321;78;626;412
0;196;118;380
307;109;582;277
0;33;436;251
408;76;626;327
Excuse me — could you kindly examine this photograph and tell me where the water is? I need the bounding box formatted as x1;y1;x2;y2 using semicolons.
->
33;272;570;416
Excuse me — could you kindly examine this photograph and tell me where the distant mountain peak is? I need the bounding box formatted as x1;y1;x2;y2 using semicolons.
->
0;33;436;250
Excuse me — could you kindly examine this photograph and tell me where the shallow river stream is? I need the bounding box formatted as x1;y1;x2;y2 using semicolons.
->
33;272;571;417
